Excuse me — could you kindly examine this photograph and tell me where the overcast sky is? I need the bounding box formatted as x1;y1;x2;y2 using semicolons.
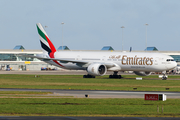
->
0;0;180;51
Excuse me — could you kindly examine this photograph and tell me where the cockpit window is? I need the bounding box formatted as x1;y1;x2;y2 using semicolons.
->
166;59;174;61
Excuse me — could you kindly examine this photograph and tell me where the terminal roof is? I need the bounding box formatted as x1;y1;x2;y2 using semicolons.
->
13;45;25;50
57;46;70;50
145;47;158;51
101;46;114;50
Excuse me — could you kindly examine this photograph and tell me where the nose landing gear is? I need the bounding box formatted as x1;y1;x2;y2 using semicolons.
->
162;75;167;80
161;71;167;80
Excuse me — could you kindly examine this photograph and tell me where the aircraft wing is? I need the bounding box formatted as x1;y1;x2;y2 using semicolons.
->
19;54;115;68
18;54;87;63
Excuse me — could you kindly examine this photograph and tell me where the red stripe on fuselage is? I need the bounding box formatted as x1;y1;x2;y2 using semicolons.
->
53;60;64;67
45;35;64;68
45;35;56;53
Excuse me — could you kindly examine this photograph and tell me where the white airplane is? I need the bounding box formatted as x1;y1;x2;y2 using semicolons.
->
26;23;177;80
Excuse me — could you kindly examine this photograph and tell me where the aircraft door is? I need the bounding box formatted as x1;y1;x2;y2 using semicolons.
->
154;57;159;65
76;55;81;60
102;56;106;61
19;65;26;71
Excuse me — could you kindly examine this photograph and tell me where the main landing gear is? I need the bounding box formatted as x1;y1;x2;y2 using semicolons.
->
83;74;95;78
109;71;122;79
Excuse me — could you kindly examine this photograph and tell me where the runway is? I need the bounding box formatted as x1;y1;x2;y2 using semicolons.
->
0;70;129;75
0;70;88;75
1;88;180;98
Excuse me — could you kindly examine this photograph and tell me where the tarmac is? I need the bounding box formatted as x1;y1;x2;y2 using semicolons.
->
1;88;180;99
0;70;88;75
0;70;131;75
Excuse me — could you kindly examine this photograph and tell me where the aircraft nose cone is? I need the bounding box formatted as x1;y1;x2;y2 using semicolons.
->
171;61;177;69
167;61;177;70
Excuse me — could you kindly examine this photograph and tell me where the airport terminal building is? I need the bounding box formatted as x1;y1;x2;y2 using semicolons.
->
0;46;180;71
0;49;46;71
0;45;70;71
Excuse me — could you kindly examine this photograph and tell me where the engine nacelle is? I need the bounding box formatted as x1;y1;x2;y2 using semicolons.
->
87;63;107;76
134;71;151;76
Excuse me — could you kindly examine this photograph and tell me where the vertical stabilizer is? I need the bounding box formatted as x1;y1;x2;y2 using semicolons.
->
36;23;56;55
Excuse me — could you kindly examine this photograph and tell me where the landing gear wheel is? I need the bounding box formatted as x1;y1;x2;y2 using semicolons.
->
83;74;95;78
118;75;122;79
115;75;119;78
83;75;87;78
162;76;167;80
109;72;122;79
109;75;113;78
161;71;167;80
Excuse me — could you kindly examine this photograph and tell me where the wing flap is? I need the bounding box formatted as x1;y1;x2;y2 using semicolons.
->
18;54;88;64
18;54;117;68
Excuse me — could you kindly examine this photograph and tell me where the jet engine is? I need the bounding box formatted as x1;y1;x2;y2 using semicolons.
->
87;63;107;76
134;71;151;76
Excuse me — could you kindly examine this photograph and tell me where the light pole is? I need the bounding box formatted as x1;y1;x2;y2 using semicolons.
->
121;26;125;51
145;23;148;51
44;26;48;32
61;22;64;50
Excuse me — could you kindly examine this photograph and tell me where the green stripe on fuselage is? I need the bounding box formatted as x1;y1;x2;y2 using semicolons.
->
36;25;48;42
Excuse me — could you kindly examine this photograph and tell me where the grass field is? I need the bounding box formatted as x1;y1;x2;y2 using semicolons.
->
0;74;180;117
0;98;180;117
0;74;180;91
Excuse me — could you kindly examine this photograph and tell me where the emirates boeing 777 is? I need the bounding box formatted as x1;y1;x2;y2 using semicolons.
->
25;23;177;80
